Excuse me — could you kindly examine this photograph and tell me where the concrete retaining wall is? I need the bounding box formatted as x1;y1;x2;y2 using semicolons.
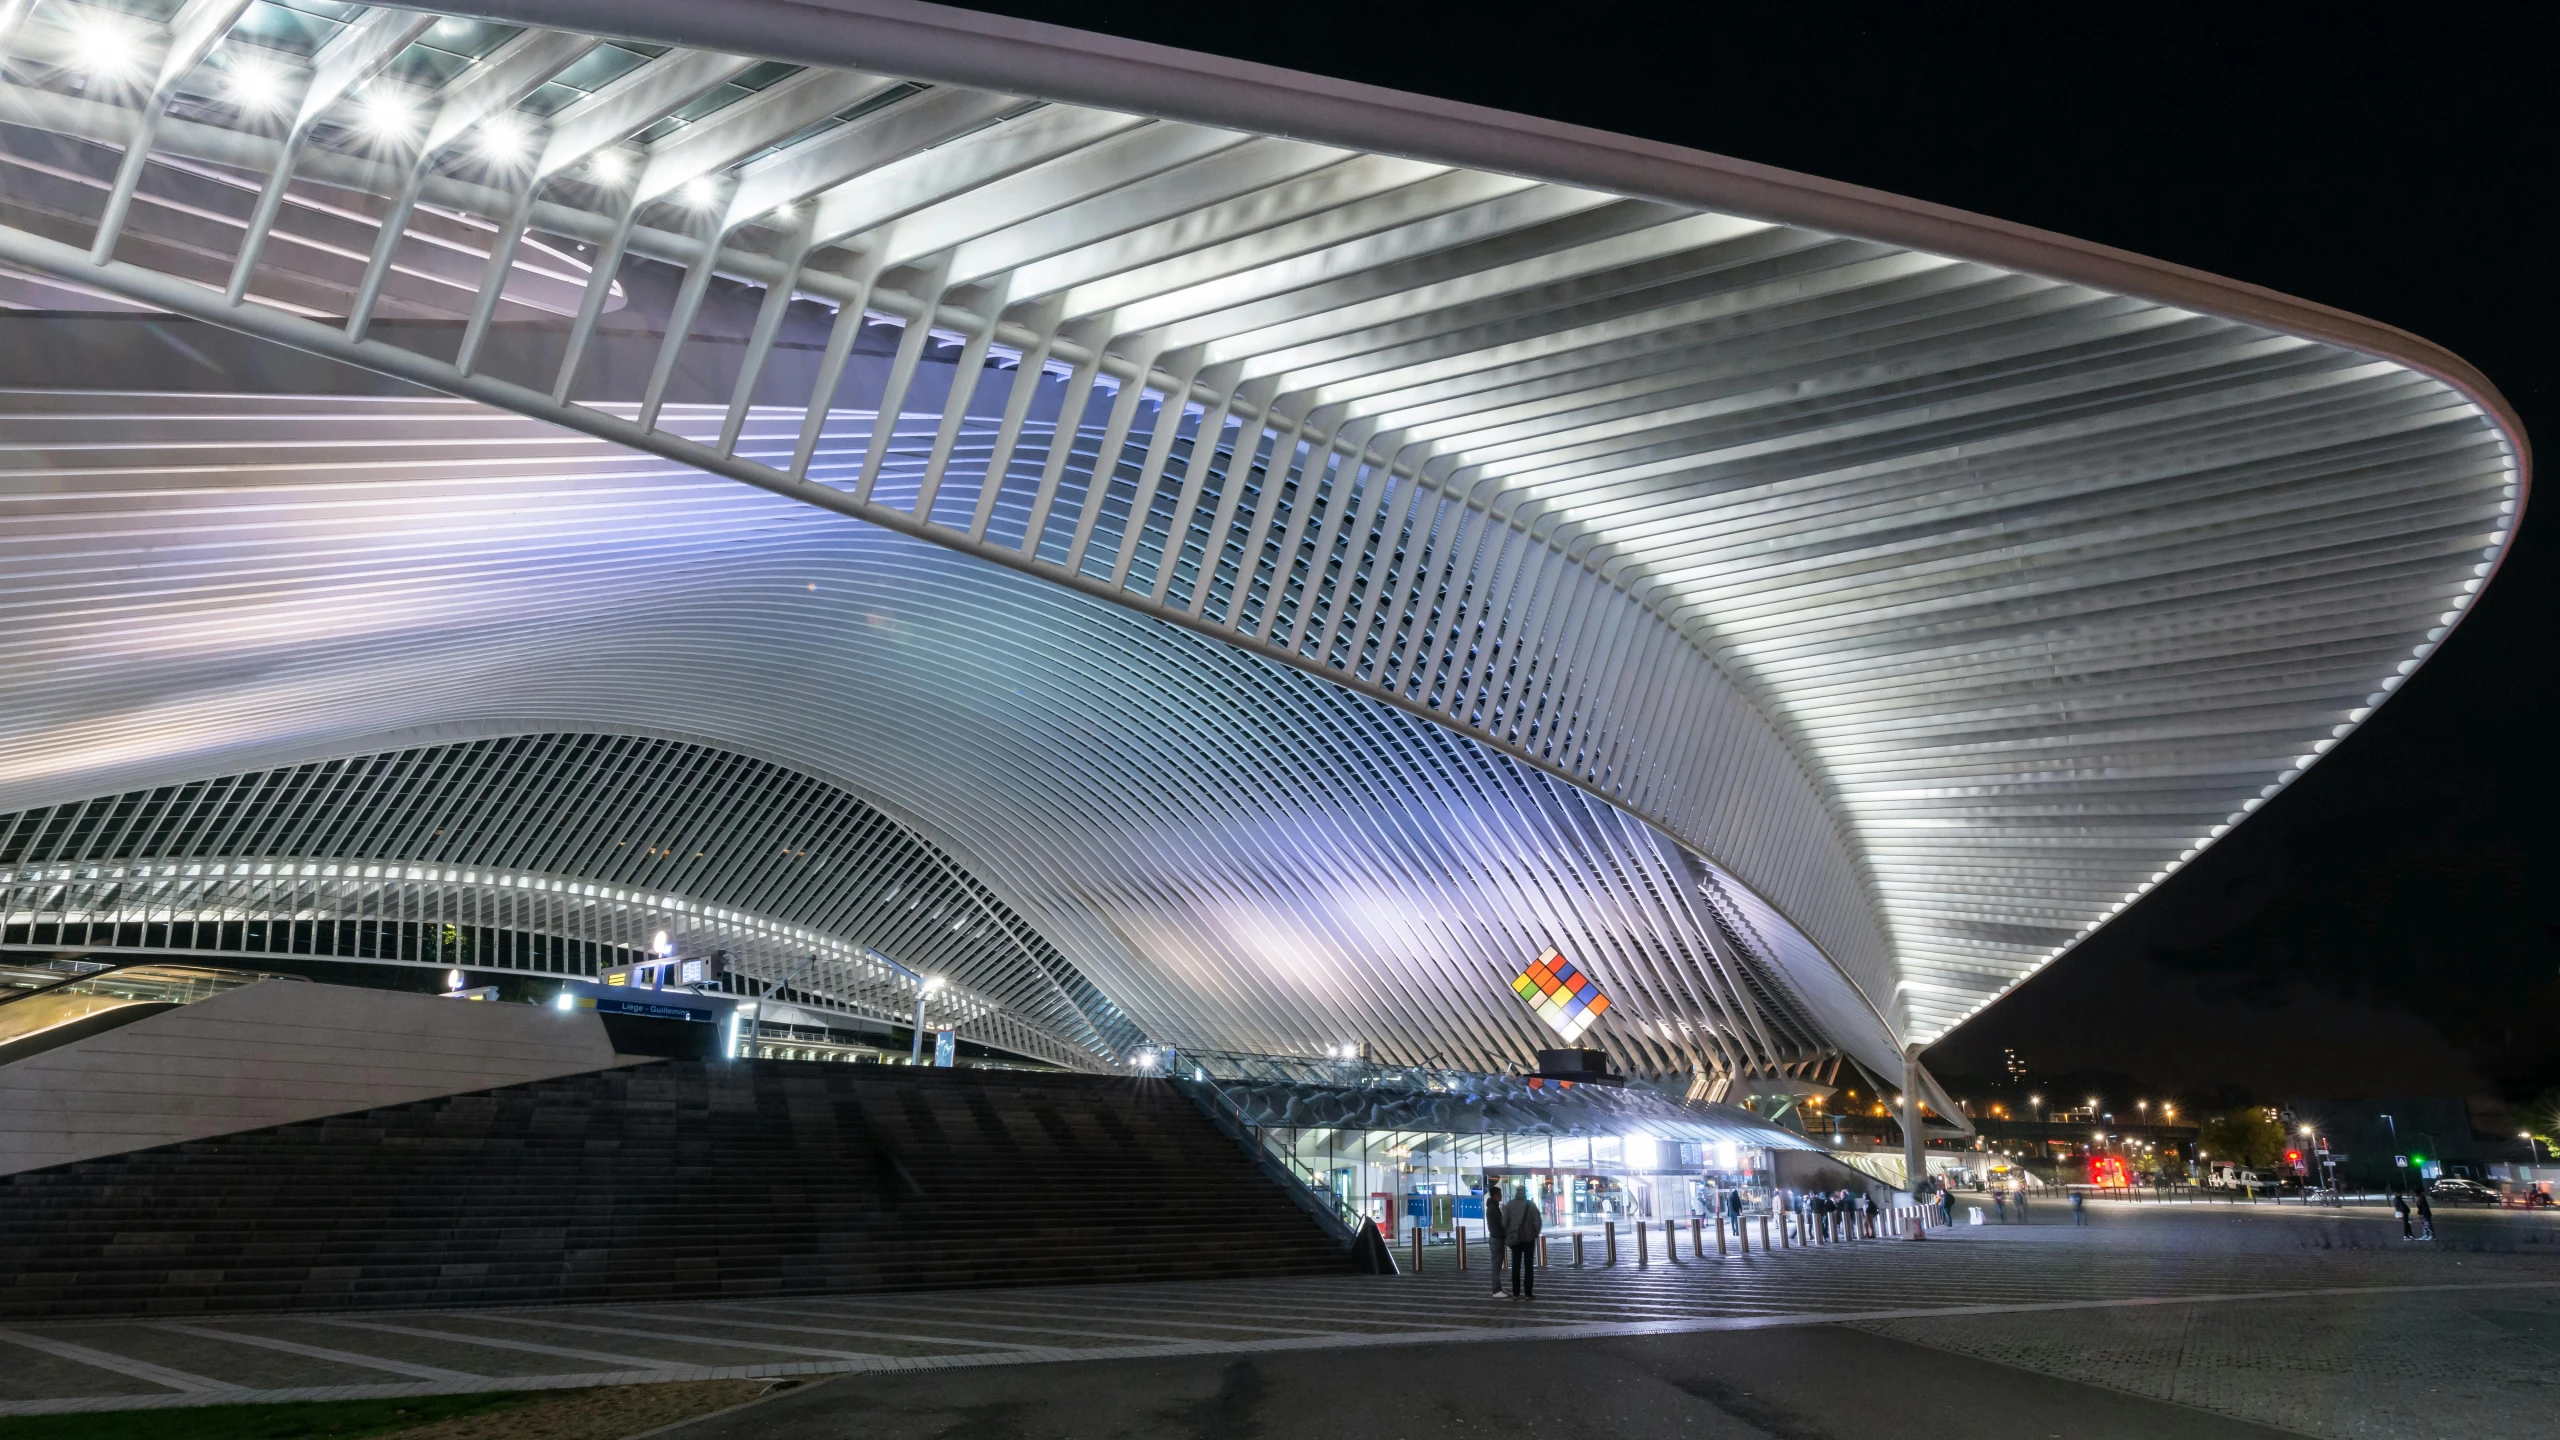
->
0;979;638;1175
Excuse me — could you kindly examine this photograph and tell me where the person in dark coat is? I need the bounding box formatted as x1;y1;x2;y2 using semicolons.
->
1482;1183;1507;1294
1501;1187;1543;1298
2416;1187;2435;1240
2394;1191;2413;1238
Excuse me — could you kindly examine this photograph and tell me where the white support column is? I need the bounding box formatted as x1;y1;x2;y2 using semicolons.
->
912;276;1015;522
969;297;1064;542
1181;380;1283;619
452;146;552;376
1019;338;1108;559
717;215;821;455
1107;348;1207;591
1144;363;1242;604
88;0;253;265
638;175;745;433
1061;342;1164;577
1902;1046;1927;1199
853;252;956;504
224;9;434;303
788;254;888;480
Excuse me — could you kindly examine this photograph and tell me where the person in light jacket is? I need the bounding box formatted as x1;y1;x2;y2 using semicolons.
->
1482;1183;1508;1295
1501;1187;1543;1298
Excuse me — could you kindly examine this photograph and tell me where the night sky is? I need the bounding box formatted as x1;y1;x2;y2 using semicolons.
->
958;3;2560;1107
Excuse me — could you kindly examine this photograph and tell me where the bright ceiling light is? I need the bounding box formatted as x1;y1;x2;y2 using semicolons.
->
476;114;530;161
680;175;720;208
587;149;630;186
68;14;140;78
224;55;288;114
357;90;415;140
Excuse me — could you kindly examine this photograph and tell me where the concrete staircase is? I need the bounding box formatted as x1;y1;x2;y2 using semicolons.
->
0;1062;1350;1319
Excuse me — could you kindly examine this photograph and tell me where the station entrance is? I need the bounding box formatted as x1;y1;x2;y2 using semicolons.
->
1169;1051;1824;1242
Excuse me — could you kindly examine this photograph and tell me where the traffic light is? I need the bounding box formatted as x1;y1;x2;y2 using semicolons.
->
2285;1149;2303;1167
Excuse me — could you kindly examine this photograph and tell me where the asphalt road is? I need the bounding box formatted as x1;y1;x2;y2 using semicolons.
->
661;1324;2300;1440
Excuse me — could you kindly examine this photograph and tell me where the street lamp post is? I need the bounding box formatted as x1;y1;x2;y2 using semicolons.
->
866;946;944;1065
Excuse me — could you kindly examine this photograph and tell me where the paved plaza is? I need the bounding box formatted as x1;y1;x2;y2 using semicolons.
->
3;1202;2555;1435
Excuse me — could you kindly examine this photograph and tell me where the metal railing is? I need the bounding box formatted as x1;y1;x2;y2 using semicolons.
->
1170;1069;1368;1250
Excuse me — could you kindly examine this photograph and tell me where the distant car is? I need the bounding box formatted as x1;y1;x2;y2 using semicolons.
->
2427;1177;2499;1205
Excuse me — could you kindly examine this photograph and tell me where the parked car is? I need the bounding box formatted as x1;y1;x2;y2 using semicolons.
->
2427;1177;2500;1205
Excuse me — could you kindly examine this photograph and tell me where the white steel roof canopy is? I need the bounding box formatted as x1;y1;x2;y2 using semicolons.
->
0;1;2527;1091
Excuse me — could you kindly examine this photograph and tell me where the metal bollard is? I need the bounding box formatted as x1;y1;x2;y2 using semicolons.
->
1456;1224;1466;1270
1780;1212;1792;1248
1573;1230;1585;1266
1691;1216;1703;1258
1605;1220;1617;1266
1412;1224;1424;1274
1715;1214;1728;1255
1758;1214;1771;1251
1539;1233;1549;1268
1667;1219;1679;1261
1636;1218;1648;1265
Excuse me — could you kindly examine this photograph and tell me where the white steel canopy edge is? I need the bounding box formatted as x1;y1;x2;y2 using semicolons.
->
0;0;2528;1065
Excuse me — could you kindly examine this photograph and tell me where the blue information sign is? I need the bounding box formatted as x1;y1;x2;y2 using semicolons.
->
933;1028;956;1067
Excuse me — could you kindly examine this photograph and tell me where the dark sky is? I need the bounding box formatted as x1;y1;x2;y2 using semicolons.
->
954;4;2560;1105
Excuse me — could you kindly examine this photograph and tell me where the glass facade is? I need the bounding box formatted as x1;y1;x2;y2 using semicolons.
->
1174;1051;1818;1241
1271;1126;1778;1237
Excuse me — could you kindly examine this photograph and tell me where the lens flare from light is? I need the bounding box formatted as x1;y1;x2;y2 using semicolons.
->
68;15;140;78
476;114;530;161
224;56;288;114
680;175;719;208
357;90;415;141
586;149;630;186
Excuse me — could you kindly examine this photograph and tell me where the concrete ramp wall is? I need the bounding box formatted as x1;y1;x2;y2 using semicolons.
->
0;980;637;1175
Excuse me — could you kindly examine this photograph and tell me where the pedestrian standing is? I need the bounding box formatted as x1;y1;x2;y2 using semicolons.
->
1994;1190;2008;1223
1483;1182;1508;1294
2070;1189;2087;1226
2394;1191;2413;1239
2416;1188;2435;1240
2016;1186;2029;1222
1502;1186;1542;1299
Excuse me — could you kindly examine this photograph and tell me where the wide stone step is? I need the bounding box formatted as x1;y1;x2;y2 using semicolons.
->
0;1060;1348;1319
